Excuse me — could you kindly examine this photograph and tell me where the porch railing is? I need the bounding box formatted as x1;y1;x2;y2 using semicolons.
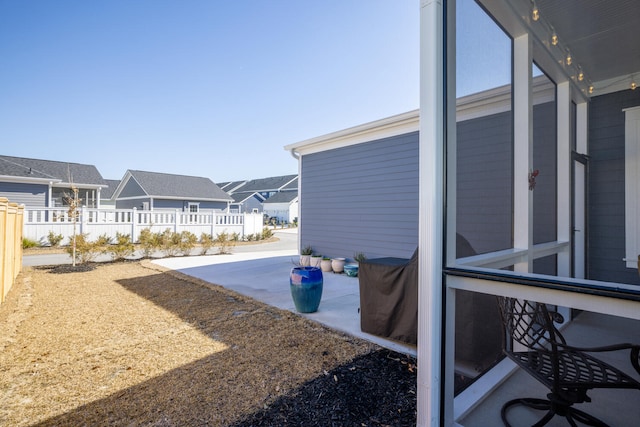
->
23;207;263;245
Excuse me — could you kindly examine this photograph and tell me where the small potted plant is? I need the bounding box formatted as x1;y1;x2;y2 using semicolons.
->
320;256;333;272
310;253;323;268
300;245;313;266
331;257;346;273
353;252;367;264
344;252;366;277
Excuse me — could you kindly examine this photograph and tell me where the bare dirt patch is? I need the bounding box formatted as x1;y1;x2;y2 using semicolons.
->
0;261;417;426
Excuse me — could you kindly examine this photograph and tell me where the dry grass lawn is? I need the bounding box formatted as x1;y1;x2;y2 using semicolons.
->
0;261;376;426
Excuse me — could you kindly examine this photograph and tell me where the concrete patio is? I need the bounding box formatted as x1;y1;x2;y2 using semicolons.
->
152;246;417;357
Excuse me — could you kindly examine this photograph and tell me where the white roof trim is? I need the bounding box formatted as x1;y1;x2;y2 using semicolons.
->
0;175;60;185
52;182;106;190
284;110;419;156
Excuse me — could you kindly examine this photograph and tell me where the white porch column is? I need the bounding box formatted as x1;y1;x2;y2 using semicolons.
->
513;34;533;273
557;81;571;277
418;0;445;425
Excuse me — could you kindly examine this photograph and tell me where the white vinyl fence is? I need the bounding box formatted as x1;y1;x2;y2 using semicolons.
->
23;207;264;245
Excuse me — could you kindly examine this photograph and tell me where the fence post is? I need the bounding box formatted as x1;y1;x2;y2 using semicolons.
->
175;209;180;233
0;198;7;303
80;205;87;236
14;204;24;282
132;207;138;242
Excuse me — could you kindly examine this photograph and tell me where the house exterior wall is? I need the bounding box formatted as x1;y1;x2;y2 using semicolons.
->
300;132;419;260
589;88;640;285
152;199;228;211
300;103;559;265
0;182;48;207
240;196;263;214
532;101;558;275
116;198;150;210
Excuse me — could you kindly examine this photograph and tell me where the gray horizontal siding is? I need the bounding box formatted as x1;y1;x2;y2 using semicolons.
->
153;199;228;211
589;89;640;284
457;110;513;255
532;100;558;275
120;178;145;198
0;182;48;207
116;198;150;209
300;132;419;260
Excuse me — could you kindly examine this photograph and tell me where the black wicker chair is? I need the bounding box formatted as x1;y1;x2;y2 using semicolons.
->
496;297;640;426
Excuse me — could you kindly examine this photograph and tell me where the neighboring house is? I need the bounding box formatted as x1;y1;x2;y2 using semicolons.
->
218;174;298;214
112;170;232;211
262;190;298;224
229;192;265;214
0;155;107;208
99;179;120;209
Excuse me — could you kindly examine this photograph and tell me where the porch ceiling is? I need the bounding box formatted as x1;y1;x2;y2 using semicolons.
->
537;0;640;84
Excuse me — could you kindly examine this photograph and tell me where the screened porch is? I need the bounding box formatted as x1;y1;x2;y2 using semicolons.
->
417;0;640;425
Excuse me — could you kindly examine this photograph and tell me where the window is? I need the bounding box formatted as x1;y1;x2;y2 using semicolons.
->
624;106;640;269
188;203;199;213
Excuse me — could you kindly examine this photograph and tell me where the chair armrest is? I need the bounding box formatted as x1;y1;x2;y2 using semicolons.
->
557;343;640;375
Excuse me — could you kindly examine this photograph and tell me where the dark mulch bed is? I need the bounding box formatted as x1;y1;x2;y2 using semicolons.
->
232;349;417;427
45;263;96;274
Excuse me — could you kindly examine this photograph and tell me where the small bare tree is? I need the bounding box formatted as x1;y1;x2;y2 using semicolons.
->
63;185;80;266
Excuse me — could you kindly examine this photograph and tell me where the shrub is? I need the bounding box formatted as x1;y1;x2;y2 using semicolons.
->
199;233;214;255
106;232;135;261
214;231;236;254
159;229;181;257
179;231;198;256
138;227;158;258
22;238;39;249
261;227;273;239
47;231;64;247
66;233;103;264
231;232;241;242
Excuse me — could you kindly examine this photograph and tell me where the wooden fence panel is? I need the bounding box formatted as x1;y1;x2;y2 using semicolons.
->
1;198;24;304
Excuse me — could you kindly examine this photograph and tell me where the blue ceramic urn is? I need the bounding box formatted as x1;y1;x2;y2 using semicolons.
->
289;266;323;313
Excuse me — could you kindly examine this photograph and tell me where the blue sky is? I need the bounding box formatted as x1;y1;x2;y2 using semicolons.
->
0;1;420;182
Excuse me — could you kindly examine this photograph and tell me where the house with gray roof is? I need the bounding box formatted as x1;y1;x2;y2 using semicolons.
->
229;192;265;214
219;174;297;214
112;170;232;212
0;155;107;208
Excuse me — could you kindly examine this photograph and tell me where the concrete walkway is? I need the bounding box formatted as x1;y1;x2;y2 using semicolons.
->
153;230;416;356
